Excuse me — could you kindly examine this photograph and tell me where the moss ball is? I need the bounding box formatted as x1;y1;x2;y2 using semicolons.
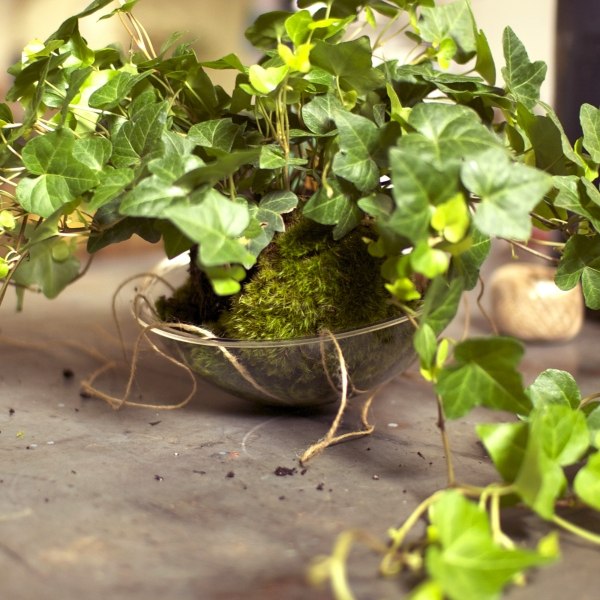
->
217;220;399;340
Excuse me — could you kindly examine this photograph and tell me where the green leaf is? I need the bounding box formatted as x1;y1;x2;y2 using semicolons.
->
477;421;529;482
13;238;80;299
410;242;449;279
86;167;134;210
302;93;343;135
461;148;552;240
119;176;188;217
387;149;452;244
247;191;299;258
259;145;307;169
16;175;73;219
111;100;169;168
574;451;600;510
310;37;384;94
332;109;380;192
163;189;254;267
502;27;547;110
414;322;438;370
88;70;152;110
73;137;112;171
450;228;491;290
587;406;600;449
517;105;584;176
397;103;501;177
553;176;600;231
436;337;531;419
527;369;581;409
514;435;566;519
580;103;600;163
248;64;289;95
474;29;496;85
419;0;477;64
16;128;100;216
530;404;589;467
426;490;556;600
176;149;261;189
303;179;360;237
419;276;464;335
188;118;241;153
430;193;470;243
555;234;600;309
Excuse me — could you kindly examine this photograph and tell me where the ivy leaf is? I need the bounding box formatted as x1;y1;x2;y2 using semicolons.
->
436;337;531;419
476;421;529;483
111;100;169;168
419;0;477;64
387;146;456;244
398;103;501;176
502;27;547;110
419;275;464;336
574;451;600;510
517;108;583;176
474;29;496;85
531;404;589;466
176;148;261;189
450;227;491;290
88;70;152;110
527;369;581;409
310;37;384;94
553;176;600;231
462;148;553;240
332;109;380;192
13;237;80;299
248;64;289;95
73;136;112;171
303;179;361;238
302;93;343;135
514;435;566;519
555;234;600;309
163;189;254;268
247;191;299;258
87;168;134;210
188;118;241;153
426;491;556;600
17;128;99;217
259;145;307;169
580;103;600;163
588;406;600;449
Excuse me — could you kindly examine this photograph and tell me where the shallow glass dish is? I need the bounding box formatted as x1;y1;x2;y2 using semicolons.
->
136;256;416;407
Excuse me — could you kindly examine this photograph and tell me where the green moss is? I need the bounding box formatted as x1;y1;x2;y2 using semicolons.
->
218;220;400;340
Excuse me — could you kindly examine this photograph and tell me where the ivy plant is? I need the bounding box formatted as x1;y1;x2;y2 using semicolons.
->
1;0;599;597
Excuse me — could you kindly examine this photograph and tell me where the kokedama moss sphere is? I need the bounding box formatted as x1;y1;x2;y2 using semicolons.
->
158;219;402;340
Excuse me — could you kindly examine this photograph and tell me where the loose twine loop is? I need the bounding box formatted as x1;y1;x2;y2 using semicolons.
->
6;272;378;464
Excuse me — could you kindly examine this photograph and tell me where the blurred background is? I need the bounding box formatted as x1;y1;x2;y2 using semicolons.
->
0;0;559;100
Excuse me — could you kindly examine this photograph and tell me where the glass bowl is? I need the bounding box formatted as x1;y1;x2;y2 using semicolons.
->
135;256;416;407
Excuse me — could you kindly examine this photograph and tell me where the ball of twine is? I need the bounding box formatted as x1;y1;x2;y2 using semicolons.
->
489;263;584;342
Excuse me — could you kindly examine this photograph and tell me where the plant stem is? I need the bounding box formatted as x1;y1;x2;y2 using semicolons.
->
436;394;455;487
552;514;600;545
381;489;446;573
580;391;600;409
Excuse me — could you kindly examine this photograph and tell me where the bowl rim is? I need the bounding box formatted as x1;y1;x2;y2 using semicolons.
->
135;256;415;349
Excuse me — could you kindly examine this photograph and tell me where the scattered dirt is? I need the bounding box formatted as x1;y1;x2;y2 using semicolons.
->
62;368;74;379
316;483;324;491
274;466;296;476
148;421;161;427
154;475;164;481
226;471;235;478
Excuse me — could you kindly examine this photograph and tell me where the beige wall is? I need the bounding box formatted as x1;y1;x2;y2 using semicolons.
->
0;0;275;92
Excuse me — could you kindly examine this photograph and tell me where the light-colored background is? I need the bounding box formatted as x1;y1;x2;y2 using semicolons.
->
0;0;557;101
